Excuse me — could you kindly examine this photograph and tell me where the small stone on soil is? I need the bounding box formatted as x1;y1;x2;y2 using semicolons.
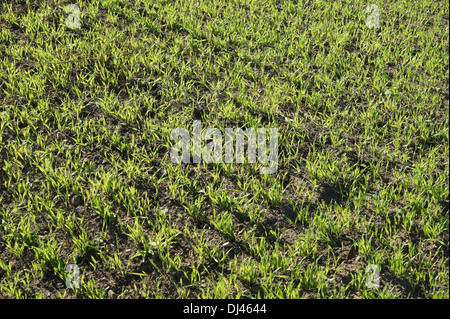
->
71;195;84;208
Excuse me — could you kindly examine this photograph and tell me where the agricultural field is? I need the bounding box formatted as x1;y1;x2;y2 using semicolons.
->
0;0;448;299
